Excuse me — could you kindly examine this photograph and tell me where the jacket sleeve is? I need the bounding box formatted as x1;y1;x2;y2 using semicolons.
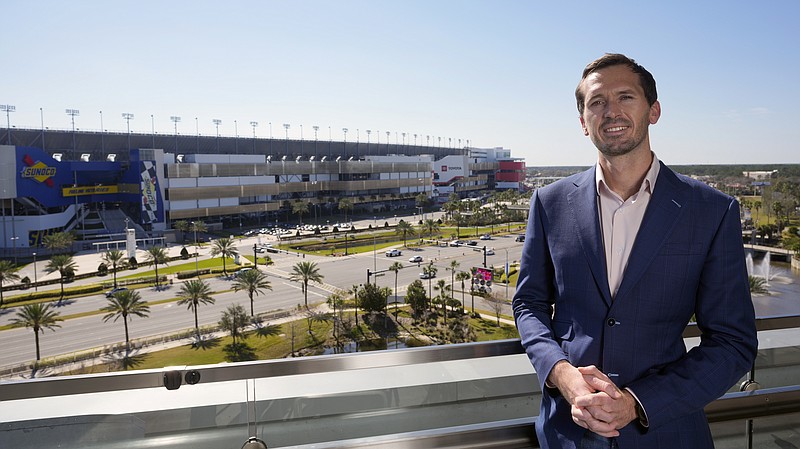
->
627;198;758;431
512;189;565;391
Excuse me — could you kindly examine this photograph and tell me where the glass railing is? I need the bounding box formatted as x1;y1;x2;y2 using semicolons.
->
2;318;800;449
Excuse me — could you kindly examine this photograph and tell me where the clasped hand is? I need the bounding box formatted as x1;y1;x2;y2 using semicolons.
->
549;362;637;438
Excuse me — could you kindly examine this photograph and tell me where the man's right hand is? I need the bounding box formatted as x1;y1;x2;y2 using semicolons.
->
548;360;596;404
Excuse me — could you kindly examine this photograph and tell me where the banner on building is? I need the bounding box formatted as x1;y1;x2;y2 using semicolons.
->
62;185;119;197
140;161;158;223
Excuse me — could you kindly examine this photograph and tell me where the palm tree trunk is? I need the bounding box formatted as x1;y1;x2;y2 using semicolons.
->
194;308;200;339
250;293;255;316
124;318;131;353
34;329;41;360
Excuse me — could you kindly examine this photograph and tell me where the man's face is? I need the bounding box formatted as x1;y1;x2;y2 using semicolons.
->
579;64;660;157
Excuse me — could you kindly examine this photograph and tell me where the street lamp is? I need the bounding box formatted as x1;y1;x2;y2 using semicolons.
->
32;252;38;291
191;221;199;276
10;236;18;265
213;119;222;151
170;116;181;152
122;113;134;151
504;247;509;300
65;108;80;159
1;104;15;144
312;125;319;159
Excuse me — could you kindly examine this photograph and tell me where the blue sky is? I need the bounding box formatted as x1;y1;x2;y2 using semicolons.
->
3;0;798;166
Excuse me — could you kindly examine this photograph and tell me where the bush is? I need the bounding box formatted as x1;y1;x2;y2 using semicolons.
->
180;247;190;260
97;263;108;276
21;276;31;288
129;257;138;269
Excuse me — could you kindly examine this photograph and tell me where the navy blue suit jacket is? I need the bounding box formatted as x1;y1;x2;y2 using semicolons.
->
512;163;757;449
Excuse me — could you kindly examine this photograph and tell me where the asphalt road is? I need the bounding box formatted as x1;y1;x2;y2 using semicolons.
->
0;234;525;368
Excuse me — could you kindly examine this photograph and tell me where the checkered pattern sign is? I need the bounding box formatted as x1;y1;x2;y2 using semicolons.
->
140;161;158;223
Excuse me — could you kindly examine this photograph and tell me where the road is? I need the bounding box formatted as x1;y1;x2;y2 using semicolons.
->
0;234;525;368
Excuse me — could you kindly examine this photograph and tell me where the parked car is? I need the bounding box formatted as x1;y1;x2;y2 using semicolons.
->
467;240;478;246
515;235;525;242
409;255;423;263
385;249;402;257
449;240;464;247
480;234;492;240
105;287;128;298
484;248;495;256
419;271;435;279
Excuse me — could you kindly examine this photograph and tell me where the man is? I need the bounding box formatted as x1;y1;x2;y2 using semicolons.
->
512;53;757;448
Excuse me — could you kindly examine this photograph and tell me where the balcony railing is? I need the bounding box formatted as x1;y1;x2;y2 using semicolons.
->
2;317;800;448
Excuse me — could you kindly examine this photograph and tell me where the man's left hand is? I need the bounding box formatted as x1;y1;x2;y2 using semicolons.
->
570;366;637;436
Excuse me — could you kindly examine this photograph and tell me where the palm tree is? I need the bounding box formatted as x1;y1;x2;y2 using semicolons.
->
11;303;62;361
0;260;21;308
434;279;451;325
423;262;438;308
448;260;460;304
44;253;76;300
173;220;190;242
219;303;249;347
210;237;238;276
177;279;216;340
292;201;309;225
42;231;74;254
395;220;415;247
421;219;440;240
388;262;404;313
290;261;324;308
144;246;169;289
232;268;273;316
101;249;127;289
456;271;471;313
101;288;150;353
338;197;354;224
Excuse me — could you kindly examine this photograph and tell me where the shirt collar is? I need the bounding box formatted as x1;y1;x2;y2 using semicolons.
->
595;152;661;197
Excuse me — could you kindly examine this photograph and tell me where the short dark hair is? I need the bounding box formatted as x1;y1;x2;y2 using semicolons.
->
575;53;658;114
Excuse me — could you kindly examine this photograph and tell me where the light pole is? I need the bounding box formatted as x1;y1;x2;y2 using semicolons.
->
312;125;319;159
191;221;199;276
99;110;104;153
342;128;348;157
40;107;45;151
283;123;290;154
250;121;258;154
234;119;239;154
504;248;509;299
32;252;38;292
170;116;181;152
122;113;134;151
213;119;222;151
366;129;371;156
65;109;80;159
10;236;18;266
1;104;15;144
195;117;199;151
150;114;155;147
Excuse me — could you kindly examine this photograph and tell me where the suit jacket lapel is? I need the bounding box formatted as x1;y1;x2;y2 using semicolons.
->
615;163;689;302
568;167;613;307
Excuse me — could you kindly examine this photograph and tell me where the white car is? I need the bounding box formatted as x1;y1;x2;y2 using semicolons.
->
408;255;423;263
484;248;495;256
419;271;435;279
480;234;492;240
385;249;402;257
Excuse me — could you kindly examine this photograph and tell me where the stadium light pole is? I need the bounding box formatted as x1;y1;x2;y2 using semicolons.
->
195;117;199;151
366;130;371;156
170;116;181;152
122;113;134;151
213;119;222;152
342;128;348;157
312;125;319;159
39;107;45;151
65;109;80;159
300;124;303;157
250;121;258;154
1;104;15;145
99;110;105;153
283;123;290;155
150;114;155;147
234;119;239;154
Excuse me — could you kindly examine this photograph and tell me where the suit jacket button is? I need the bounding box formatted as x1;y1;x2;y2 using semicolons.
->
607;318;616;326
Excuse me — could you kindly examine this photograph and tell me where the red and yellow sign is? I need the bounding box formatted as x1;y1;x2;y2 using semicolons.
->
21;155;57;187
